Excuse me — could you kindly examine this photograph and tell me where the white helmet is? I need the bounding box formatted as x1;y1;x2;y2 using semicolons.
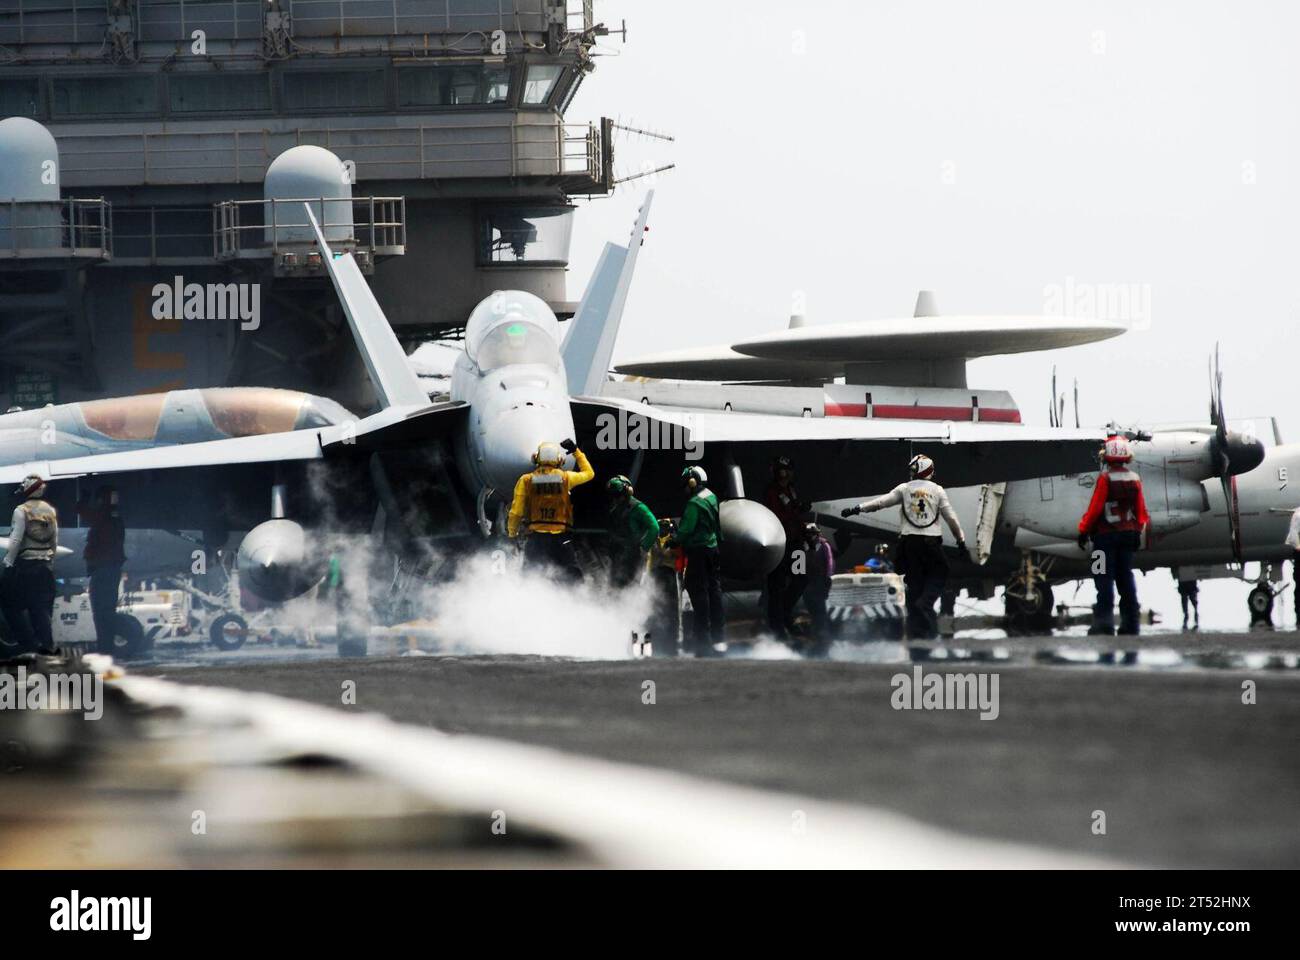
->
909;454;935;480
533;441;565;468
15;474;45;498
681;465;708;489
1102;435;1133;464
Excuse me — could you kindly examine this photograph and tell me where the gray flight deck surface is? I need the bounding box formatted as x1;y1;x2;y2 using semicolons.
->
137;634;1300;869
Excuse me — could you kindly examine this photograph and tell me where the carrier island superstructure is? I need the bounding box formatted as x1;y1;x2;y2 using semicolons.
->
0;0;617;411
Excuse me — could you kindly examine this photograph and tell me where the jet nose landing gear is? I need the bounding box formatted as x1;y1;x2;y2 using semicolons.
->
1004;553;1056;635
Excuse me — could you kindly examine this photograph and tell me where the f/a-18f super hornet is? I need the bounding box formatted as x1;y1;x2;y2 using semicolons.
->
0;196;1105;655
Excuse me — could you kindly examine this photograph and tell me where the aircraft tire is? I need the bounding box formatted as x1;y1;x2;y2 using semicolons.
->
1248;585;1274;625
102;613;149;659
1005;580;1055;635
210;613;248;651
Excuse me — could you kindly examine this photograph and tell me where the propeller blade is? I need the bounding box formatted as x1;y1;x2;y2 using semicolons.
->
1207;342;1234;480
1073;378;1080;428
1215;343;1227;444
1222;473;1244;563
1208;353;1218;428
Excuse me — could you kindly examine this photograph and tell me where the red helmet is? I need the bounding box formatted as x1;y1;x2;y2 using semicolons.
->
1102;435;1133;464
909;454;935;480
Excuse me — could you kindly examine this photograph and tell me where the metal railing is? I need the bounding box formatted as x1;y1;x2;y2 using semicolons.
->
561;121;601;176
568;1;595;34
55;119;606;188
297;120;601;181
0;0;558;47
213;195;406;260
111;205;217;265
0;198;111;259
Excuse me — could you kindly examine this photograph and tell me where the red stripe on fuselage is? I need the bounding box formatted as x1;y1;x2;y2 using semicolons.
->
823;401;1021;423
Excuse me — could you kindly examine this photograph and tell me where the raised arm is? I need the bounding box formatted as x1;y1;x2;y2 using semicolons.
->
565;448;595;489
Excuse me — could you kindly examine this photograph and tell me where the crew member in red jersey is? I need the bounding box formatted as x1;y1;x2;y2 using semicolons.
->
1078;434;1150;636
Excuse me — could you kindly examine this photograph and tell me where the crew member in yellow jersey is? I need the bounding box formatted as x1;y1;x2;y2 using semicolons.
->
507;438;595;581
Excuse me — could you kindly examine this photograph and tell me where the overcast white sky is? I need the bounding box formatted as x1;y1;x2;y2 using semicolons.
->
564;0;1300;629
567;0;1297;434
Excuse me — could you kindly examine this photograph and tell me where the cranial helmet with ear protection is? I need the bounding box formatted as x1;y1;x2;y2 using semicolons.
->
607;474;633;495
1102;434;1133;464
533;441;565;468
15;474;46;498
681;465;708;490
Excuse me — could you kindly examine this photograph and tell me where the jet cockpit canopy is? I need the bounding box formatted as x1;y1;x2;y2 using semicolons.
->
464;291;561;374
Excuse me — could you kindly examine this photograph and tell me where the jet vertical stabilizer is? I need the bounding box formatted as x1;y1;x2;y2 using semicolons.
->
562;191;654;396
305;204;430;411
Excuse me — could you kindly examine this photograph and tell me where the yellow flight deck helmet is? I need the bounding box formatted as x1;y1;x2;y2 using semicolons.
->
533;441;565;468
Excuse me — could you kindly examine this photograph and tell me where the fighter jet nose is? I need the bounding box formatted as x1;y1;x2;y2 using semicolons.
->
1225;431;1266;475
482;405;575;492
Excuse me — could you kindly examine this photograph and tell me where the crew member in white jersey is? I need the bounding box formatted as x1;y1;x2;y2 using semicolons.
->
842;454;967;639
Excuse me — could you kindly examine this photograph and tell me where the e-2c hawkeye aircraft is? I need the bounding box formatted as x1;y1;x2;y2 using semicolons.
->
824;353;1295;629
0;195;1105;655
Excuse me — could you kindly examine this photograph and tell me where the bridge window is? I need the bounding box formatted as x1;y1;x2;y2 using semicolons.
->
478;205;574;266
522;65;564;105
50;76;156;117
169;73;271;114
0;79;39;118
397;63;512;107
283;69;386;112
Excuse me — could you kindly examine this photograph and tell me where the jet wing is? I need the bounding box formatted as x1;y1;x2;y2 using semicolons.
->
0;428;327;487
319;401;468;454
571;397;1105;504
0;402;470;536
0;401;468;487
